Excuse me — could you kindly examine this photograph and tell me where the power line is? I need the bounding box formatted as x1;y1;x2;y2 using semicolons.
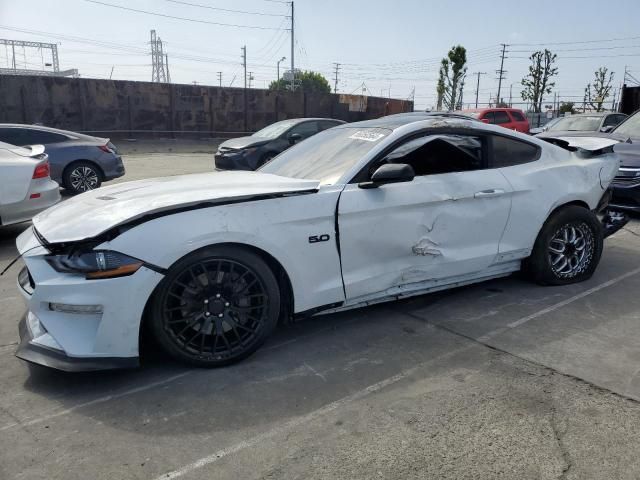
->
511;35;640;47
83;0;288;30
161;0;287;17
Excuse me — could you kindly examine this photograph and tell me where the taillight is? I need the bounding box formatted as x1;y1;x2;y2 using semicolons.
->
98;145;113;154
32;161;50;179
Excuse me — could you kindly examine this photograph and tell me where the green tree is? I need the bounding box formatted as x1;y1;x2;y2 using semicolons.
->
584;67;614;112
269;70;331;93
521;49;558;113
435;45;467;111
559;102;575;114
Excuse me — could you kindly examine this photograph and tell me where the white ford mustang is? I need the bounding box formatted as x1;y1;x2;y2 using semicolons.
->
12;114;627;371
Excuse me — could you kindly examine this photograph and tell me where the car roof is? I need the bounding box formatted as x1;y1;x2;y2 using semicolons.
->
277;118;345;125
560;112;609;118
0;123;102;141
340;112;480;130
462;107;524;112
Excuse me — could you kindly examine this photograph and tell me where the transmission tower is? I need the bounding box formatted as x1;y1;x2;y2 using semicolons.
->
150;30;167;83
0;39;77;77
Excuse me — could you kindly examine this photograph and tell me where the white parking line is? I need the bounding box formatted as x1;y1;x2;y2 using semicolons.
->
0;372;191;432
154;347;468;480
477;266;640;342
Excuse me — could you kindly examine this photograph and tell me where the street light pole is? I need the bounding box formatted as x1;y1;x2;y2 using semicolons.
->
277;56;286;88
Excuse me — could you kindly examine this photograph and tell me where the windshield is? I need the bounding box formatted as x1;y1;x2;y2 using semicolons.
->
614;112;640;138
259;127;391;185
549;116;602;131
252;120;298;139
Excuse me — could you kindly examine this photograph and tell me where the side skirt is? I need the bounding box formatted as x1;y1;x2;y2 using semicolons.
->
313;260;522;316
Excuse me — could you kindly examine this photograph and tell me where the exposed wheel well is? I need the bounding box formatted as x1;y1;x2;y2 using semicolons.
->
139;242;295;352
549;200;590;217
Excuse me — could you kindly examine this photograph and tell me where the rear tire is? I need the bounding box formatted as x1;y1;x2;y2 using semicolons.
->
63;161;103;194
526;205;603;285
149;246;280;367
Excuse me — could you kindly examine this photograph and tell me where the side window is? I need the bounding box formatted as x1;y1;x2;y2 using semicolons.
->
289;121;319;139
23;130;68;144
482;112;496;124
318;120;340;131
510;111;526;122
0;128;28;146
491;135;539;168
603;114;626;127
493;111;511;124
377;133;486;177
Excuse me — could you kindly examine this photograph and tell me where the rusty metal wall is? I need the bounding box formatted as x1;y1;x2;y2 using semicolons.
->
0;75;413;138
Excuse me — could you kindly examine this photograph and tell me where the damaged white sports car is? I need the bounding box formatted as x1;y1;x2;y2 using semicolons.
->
13;114;627;371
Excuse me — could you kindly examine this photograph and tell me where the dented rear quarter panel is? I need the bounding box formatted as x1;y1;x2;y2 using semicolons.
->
497;142;619;255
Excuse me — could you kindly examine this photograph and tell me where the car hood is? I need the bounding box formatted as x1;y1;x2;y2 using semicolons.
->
33;171;319;244
218;136;272;150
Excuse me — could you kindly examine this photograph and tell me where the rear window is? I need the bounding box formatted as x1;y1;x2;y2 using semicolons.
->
491;135;539;167
510;111;526;122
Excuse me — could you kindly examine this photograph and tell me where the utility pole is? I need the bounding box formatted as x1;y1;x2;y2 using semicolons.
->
217;71;222;87
332;62;341;93
457;77;465;110
242;45;247;132
165;53;170;83
473;71;486;108
496;44;508;106
248;72;254;88
290;1;295;92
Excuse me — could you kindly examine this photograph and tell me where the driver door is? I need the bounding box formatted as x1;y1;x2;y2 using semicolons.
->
337;131;513;302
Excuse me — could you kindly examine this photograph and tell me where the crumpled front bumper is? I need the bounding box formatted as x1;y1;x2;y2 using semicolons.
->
16;312;139;372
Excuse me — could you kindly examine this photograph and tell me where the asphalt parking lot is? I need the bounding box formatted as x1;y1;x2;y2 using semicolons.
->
2;151;640;479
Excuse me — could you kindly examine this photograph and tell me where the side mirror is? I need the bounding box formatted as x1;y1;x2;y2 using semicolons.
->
600;126;614;133
359;163;415;189
288;133;302;145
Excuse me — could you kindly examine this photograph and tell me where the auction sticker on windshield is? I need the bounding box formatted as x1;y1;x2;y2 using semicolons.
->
349;131;386;142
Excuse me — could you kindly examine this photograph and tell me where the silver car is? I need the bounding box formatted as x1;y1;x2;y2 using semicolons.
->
0;124;125;194
0;142;60;226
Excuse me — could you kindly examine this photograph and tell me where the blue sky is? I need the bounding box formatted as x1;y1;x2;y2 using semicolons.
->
1;0;639;109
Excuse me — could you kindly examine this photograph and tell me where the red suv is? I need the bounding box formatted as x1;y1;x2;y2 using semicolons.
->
461;108;530;133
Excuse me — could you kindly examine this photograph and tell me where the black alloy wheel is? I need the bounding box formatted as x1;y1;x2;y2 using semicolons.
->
150;246;280;367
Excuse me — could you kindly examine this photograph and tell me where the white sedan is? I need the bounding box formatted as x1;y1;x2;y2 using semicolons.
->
0;142;60;227
13;114;626;371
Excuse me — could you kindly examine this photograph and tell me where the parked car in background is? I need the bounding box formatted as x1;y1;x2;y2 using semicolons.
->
214;118;345;171
0;142;60;226
537;112;628;135
461;108;530;133
0;125;125;195
15;114;625;371
529;116;563;135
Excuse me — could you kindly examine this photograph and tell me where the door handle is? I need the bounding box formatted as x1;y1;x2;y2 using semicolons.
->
474;189;505;198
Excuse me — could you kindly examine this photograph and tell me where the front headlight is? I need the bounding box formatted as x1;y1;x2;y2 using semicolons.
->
46;250;144;279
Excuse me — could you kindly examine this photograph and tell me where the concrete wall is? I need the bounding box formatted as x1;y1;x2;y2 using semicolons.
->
0;75;413;138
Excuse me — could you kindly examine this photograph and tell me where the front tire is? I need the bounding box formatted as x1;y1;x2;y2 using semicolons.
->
527;205;603;285
149;246;280;367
